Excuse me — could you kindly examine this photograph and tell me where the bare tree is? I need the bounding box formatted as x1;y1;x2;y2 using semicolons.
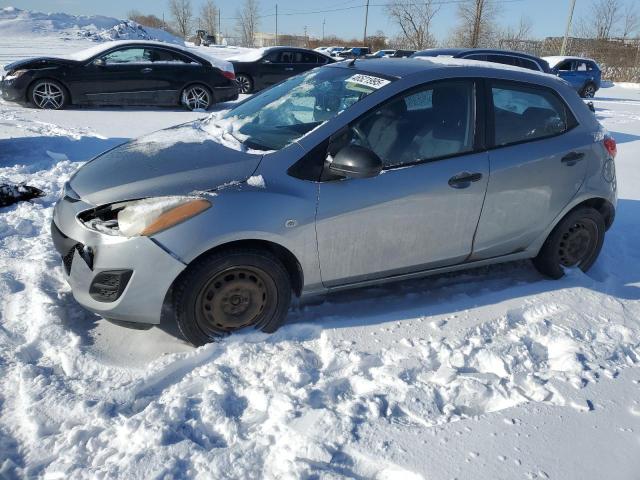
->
128;10;169;30
201;0;218;36
236;0;260;47
500;16;533;42
577;0;621;40
387;0;439;50
621;2;639;39
169;0;193;39
452;0;499;48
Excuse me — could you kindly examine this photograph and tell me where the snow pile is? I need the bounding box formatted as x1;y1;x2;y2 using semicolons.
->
0;6;180;44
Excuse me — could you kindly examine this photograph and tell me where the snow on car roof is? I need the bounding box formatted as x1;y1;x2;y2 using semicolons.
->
64;40;233;73
413;55;553;78
543;56;598;68
225;47;270;62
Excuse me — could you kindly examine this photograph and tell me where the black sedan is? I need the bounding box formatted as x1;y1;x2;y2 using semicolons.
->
0;40;238;110
228;46;335;94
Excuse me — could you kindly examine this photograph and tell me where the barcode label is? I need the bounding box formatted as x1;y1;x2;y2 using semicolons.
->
346;74;390;90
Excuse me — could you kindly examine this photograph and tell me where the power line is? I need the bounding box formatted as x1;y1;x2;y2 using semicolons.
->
218;0;525;21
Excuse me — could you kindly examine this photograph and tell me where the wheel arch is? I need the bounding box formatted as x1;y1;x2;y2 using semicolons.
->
26;76;73;105
174;239;304;297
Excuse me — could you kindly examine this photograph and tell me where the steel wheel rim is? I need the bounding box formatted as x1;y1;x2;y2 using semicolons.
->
184;86;210;110
558;219;598;267
236;76;251;94
33;82;64;109
196;266;274;334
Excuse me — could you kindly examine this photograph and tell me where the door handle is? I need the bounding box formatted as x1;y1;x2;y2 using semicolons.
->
448;172;483;189
141;68;153;73
284;67;294;71
561;151;585;166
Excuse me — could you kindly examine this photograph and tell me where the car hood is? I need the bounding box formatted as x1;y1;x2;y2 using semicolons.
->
3;56;76;72
69;122;263;206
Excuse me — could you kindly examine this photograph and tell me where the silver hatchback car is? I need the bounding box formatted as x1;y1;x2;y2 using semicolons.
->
52;58;617;345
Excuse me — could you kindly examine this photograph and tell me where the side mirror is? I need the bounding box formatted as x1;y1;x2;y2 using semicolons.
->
329;144;383;179
93;58;105;67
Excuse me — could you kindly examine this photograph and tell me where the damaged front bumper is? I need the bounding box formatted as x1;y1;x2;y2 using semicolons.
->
51;195;186;325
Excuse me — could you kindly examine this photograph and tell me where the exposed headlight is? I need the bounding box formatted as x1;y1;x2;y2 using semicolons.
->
4;69;27;81
79;196;211;237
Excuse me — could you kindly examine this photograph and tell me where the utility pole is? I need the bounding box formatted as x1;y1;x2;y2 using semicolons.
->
304;25;308;47
276;4;279;46
322;17;325;42
561;0;577;55
363;0;370;46
218;8;221;41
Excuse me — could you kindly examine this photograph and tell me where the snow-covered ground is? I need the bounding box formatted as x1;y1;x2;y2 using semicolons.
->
2;7;640;479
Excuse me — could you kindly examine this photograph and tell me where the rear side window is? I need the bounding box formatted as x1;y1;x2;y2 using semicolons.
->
294;51;318;63
486;54;517;66
150;48;195;64
491;82;576;147
517;58;540;71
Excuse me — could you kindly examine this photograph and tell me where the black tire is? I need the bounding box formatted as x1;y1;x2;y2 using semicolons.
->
236;74;253;94
580;82;596;98
28;79;68;109
182;84;213;111
532;207;605;279
173;248;292;346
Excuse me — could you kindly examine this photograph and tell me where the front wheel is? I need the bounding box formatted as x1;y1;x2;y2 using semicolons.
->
172;249;292;346
29;79;67;109
532;207;605;279
182;85;212;111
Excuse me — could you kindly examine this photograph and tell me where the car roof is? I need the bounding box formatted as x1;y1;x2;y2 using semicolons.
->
328;56;555;82
415;47;544;61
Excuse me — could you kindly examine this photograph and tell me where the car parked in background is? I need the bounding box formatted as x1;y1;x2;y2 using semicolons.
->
338;47;371;59
369;49;396;58
412;48;551;73
390;50;416;58
228;46;335;94
543;56;602;98
52;57;617;345
0;40;238;110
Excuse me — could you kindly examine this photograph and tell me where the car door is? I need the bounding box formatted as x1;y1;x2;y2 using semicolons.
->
260;50;296;87
292;51;319;75
146;47;202;104
315;79;490;287
471;80;588;260
554;60;582;89
70;47;158;105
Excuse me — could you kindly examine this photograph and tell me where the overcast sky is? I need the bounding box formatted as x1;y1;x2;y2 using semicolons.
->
2;0;638;41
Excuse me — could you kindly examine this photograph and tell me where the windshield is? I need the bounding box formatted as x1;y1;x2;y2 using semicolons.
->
213;67;394;151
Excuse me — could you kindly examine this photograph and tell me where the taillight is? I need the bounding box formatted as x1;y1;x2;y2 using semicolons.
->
603;136;617;158
222;70;236;81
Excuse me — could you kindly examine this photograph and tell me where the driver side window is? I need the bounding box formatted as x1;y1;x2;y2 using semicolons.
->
102;48;151;64
348;80;475;168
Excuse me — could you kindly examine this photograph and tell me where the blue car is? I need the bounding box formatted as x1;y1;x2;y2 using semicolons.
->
544;56;602;98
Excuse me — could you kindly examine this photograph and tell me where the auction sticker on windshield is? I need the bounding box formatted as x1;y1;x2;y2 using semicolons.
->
346;74;391;90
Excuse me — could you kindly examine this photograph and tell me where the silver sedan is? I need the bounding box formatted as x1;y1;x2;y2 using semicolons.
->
52;58;617;345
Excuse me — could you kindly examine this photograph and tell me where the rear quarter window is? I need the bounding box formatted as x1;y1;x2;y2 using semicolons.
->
490;81;577;147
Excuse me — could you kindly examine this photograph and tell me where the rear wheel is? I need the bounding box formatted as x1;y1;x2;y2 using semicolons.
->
173;249;292;346
182;84;212;111
532;207;605;279
29;79;67;109
236;74;253;94
580;83;596;98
